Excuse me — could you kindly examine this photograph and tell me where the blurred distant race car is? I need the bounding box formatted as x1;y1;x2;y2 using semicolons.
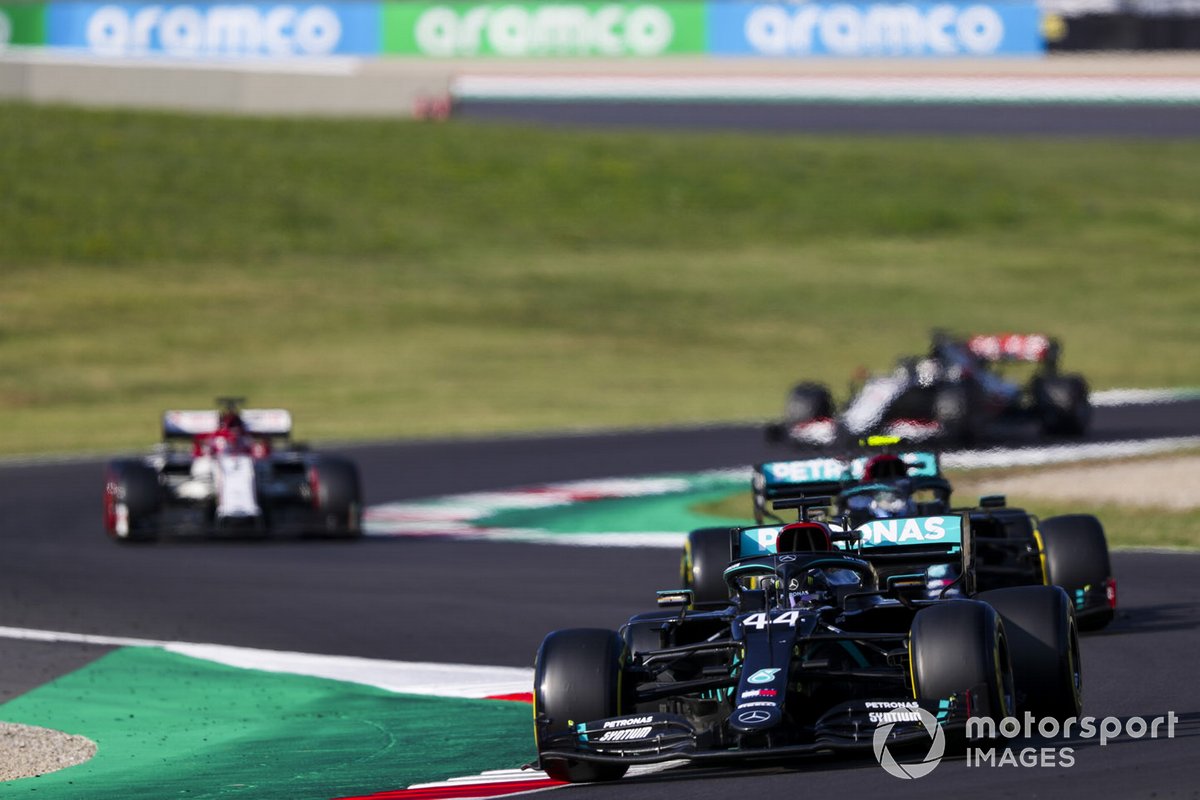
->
103;398;362;542
684;446;1115;630
766;331;1092;447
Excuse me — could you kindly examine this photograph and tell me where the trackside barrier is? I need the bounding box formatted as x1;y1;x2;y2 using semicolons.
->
2;1;1046;58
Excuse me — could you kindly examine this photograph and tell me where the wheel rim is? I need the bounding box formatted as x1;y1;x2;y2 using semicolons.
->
1067;613;1083;711
996;626;1016;718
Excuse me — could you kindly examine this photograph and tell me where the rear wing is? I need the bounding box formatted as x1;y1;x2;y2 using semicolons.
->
852;513;973;596
753;458;849;514
967;333;1059;365
734;525;784;559
753;451;941;521
162;409;293;439
853;513;965;554
732;513;974;593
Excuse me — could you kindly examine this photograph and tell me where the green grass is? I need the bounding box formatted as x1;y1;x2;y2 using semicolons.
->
2;103;1199;455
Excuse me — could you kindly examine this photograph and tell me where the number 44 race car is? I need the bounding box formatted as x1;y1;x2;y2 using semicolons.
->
103;399;362;542
534;506;1083;782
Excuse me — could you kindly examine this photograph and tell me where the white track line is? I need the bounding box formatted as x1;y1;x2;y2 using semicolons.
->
942;435;1200;470
0;625;531;698
1090;388;1200;406
453;75;1200;103
407;762;683;790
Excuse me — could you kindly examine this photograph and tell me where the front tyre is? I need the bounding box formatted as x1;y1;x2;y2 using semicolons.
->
103;460;161;543
534;628;629;783
910;600;1014;721
308;457;362;538
784;383;834;426
977;586;1082;720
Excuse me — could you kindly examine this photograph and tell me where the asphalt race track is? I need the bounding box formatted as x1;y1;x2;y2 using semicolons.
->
2;398;1199;797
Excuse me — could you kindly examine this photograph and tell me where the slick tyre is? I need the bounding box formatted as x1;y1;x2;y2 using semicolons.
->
784;383;834;426
934;384;979;443
910;600;1014;721
308;457;362;538
977;586;1082;720
103;459;161;543
534;629;629;783
1034;375;1091;436
1039;514;1114;630
681;527;734;608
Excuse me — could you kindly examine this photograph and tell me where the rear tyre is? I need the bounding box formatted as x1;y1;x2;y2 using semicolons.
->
1034;375;1091;436
309;457;362;538
681;527;733;608
103;460;161;543
534;629;629;783
784;383;834;426
934;384;979;443
977;586;1082;720
763;421;787;443
1039;514;1114;630
910;600;1014;721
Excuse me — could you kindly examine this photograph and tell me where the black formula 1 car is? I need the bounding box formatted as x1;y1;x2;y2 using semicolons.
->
766;331;1091;446
713;449;1116;630
102;399;361;542
535;505;1082;782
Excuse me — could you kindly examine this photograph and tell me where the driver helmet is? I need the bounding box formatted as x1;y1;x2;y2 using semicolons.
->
864;489;916;520
784;566;830;609
862;454;908;481
843;486;917;523
213;410;249;454
867;489;915;517
782;564;864;609
915;357;942;387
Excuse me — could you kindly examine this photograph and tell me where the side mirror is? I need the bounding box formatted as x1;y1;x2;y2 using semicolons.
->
656;589;694;608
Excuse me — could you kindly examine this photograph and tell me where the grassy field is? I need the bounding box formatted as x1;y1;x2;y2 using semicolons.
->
2;103;1198;455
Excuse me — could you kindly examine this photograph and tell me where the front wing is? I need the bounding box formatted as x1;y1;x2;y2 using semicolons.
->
538;694;976;768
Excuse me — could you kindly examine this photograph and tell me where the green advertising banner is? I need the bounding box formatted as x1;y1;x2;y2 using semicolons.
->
383;1;706;57
0;3;48;47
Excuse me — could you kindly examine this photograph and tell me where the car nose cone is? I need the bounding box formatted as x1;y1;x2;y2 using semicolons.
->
729;705;782;732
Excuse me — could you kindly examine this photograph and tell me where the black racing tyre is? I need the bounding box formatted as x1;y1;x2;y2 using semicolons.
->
977;586;1082;720
309;457;362;538
933;384;978;443
763;421;787;443
534;628;629;783
681;527;734;608
1034;375;1091;436
103;459;161;543
910;600;1014;721
1039;514;1114;630
784;382;834;425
